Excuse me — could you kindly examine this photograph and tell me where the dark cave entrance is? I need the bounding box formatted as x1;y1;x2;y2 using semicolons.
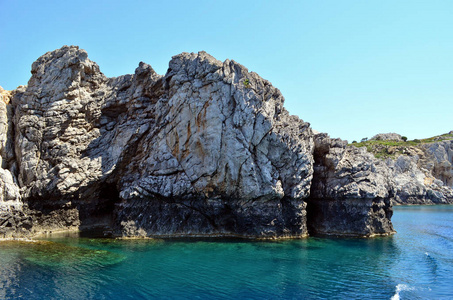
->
98;183;121;214
305;198;322;236
77;182;121;236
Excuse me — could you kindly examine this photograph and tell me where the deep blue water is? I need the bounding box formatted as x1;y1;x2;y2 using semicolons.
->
1;205;452;299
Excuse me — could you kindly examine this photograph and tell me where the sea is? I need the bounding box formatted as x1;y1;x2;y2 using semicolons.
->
0;205;452;299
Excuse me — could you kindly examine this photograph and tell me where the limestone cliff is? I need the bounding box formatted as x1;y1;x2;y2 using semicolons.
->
1;46;397;239
352;133;453;205
388;139;453;205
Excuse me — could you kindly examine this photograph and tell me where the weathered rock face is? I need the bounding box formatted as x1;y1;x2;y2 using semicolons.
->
111;52;314;238
349;131;453;205
7;47;111;237
307;133;395;236
423;140;453;188
13;47;108;201
388;139;453;205
4;46;316;239
0;87;28;238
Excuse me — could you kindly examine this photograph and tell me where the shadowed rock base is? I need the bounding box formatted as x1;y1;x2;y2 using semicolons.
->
306;197;395;237
0;205;33;239
115;197;308;239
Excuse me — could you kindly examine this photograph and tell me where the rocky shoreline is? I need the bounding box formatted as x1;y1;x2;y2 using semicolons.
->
0;46;451;240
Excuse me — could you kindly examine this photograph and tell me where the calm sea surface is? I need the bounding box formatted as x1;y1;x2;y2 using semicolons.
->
1;205;452;299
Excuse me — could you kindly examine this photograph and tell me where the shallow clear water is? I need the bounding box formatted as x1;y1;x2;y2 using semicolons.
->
1;205;452;299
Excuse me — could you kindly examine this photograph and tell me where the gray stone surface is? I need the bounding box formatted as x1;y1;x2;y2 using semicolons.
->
0;87;26;238
423;140;453;188
108;51;315;238
13;46;108;201
4;46;316;239
388;140;453;204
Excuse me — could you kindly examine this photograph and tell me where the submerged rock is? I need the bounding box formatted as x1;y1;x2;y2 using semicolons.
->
0;240;125;267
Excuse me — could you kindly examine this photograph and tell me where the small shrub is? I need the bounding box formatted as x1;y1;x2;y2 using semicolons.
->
243;79;250;88
401;136;407;142
413;139;421;143
361;137;368;143
352;140;357;144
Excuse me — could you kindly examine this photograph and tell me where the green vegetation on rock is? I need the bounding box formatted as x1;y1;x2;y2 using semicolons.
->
349;133;453;159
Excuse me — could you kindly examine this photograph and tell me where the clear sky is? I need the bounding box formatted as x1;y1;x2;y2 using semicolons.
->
1;0;452;142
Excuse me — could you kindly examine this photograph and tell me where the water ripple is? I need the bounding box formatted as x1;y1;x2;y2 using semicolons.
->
0;206;452;299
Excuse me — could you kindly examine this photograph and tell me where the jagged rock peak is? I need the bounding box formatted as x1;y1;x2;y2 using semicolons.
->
31;45;93;74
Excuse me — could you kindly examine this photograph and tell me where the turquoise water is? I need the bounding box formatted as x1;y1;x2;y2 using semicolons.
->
1;206;452;299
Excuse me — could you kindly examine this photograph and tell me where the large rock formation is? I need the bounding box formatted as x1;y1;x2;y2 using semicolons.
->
111;52;314;238
307;134;395;236
0;46;409;239
2;46;319;239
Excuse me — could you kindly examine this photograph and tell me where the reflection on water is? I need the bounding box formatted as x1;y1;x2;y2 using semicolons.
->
0;241;126;299
0;205;452;299
23;241;125;267
0;247;23;300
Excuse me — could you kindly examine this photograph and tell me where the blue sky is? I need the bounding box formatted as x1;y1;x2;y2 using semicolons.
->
1;0;452;142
